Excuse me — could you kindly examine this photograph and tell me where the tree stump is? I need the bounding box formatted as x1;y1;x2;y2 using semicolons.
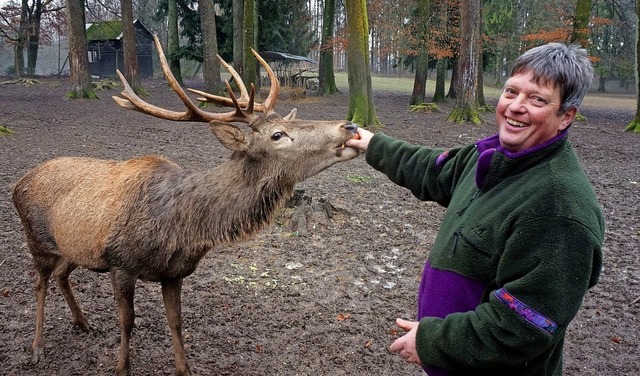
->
284;189;347;236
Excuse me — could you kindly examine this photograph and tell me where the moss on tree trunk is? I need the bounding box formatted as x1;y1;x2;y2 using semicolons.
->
447;106;483;125
625;119;640;133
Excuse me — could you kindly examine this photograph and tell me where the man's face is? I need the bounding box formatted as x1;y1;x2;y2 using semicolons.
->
496;71;576;152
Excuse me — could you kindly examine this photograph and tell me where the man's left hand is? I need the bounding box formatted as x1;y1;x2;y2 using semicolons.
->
389;318;422;365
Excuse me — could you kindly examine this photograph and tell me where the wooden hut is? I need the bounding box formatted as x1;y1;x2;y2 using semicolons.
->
85;20;154;78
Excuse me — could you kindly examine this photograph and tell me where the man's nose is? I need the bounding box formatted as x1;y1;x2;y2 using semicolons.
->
508;95;527;112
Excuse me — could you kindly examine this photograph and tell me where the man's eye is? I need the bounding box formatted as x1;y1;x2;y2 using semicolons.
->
271;132;283;141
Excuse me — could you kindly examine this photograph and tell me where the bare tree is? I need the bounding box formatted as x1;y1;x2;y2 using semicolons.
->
318;0;338;95
447;0;482;124
243;0;256;88
232;0;244;75
199;0;223;94
120;0;144;95
167;0;182;85
65;0;96;98
410;0;430;106
345;0;379;126
625;0;640;133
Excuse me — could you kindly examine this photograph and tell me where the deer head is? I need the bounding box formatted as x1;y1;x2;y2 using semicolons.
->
112;35;360;183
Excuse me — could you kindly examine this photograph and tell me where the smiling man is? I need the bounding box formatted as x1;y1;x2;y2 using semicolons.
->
346;43;604;375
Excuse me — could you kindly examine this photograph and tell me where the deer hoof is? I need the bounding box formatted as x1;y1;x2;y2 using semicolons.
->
31;346;45;364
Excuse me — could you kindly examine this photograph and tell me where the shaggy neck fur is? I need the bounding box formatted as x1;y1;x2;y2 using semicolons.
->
127;154;296;278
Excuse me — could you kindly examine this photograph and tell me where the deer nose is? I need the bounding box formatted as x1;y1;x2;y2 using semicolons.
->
343;121;359;134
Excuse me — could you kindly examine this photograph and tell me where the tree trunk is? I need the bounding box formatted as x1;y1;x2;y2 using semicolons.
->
571;0;591;47
168;0;183;85
410;0;430;106
598;76;607;92
318;0;338;96
65;0;97;99
410;50;428;105
447;0;482;124
447;57;459;99
432;58;446;102
243;0;257;89
232;0;244;75
200;0;223;94
121;0;144;95
14;0;29;78
26;0;44;76
625;0;640;133
344;0;379;127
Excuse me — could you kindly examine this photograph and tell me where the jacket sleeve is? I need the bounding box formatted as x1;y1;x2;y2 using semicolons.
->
414;216;603;370
365;133;477;205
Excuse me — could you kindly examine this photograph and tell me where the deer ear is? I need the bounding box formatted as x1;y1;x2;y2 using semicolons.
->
283;108;297;121
209;121;250;152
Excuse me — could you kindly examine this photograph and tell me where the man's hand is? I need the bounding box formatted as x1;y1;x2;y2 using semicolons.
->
389;318;422;365
345;128;374;152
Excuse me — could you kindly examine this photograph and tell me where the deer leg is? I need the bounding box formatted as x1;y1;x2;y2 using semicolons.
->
161;278;190;376
110;269;137;376
53;259;90;332
31;263;53;364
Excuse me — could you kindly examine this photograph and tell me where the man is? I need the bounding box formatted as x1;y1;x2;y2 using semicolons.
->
346;43;603;375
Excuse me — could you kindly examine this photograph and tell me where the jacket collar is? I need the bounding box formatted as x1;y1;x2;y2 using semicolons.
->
474;129;569;189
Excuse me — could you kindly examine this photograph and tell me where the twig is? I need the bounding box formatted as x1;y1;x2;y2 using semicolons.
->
630;296;640;306
0;258;7;268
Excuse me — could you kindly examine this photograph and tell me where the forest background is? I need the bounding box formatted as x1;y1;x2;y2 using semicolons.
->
0;0;636;102
0;1;638;375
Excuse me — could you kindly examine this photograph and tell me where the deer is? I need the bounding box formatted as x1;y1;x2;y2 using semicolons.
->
12;34;360;376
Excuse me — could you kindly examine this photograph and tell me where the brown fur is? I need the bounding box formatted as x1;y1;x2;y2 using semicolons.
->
13;116;359;376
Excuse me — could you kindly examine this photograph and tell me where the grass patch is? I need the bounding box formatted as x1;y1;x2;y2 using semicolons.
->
0;125;15;136
347;174;375;183
333;72;505;99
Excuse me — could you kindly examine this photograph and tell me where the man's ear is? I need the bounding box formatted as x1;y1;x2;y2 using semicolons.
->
559;107;578;131
209;121;250;152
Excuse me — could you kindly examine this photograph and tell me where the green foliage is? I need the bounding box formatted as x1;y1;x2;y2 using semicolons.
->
257;0;315;55
154;0;315;64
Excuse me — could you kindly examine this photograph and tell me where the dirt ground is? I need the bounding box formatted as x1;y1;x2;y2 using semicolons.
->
0;76;638;376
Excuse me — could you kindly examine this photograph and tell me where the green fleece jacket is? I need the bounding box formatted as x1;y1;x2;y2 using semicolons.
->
366;131;604;375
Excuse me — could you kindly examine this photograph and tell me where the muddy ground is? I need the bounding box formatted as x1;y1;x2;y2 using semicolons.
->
0;77;638;375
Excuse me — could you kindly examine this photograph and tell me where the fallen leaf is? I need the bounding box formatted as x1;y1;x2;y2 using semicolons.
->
336;313;351;321
611;336;622;344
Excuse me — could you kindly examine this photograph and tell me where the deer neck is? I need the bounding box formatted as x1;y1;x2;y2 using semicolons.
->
158;156;295;249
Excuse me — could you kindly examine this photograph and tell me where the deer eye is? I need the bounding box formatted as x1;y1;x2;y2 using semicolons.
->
271;131;283;141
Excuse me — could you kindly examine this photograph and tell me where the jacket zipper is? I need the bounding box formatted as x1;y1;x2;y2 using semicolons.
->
456;189;479;216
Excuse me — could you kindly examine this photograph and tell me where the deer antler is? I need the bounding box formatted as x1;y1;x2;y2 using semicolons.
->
112;34;280;125
189;49;280;116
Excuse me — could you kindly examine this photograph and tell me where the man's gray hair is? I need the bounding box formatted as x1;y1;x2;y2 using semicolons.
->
510;43;594;113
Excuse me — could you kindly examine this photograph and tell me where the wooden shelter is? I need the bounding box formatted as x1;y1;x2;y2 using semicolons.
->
85;20;154;78
259;51;318;90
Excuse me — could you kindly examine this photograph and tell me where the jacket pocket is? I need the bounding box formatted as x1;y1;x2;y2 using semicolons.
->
450;229;498;281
